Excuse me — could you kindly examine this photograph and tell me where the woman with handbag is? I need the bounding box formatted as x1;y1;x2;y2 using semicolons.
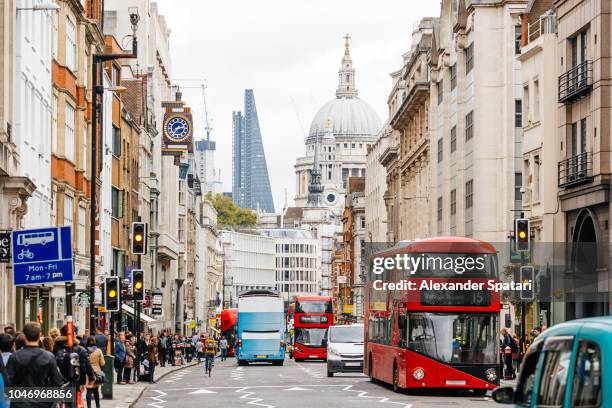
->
124;334;136;384
85;336;105;408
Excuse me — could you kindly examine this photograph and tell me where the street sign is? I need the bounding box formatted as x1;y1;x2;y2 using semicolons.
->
337;276;347;284
11;226;73;285
151;307;162;315
0;231;11;262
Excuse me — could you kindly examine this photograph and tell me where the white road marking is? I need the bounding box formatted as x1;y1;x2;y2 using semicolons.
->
236;387;276;408
147;390;167;408
189;389;217;394
342;385;413;408
284;387;312;391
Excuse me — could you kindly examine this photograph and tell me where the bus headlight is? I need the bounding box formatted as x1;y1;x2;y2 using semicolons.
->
412;368;425;381
485;368;498;382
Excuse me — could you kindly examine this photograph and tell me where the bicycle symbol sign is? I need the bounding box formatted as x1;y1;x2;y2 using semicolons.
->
11;227;73;285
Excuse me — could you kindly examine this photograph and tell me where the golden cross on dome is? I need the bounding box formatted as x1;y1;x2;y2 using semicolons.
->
344;33;351;54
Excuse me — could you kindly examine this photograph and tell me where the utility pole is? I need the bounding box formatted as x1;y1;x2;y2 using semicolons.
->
89;9;140;333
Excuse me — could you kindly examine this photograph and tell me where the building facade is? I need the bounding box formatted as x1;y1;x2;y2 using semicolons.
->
232;89;275;213
364;127;389;244
220;230;276;307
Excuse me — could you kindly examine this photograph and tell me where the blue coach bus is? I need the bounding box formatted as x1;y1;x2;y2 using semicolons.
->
236;289;286;365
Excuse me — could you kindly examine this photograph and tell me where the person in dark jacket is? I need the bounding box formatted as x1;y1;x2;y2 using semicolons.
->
6;322;64;408
114;333;127;384
53;325;95;387
94;327;107;354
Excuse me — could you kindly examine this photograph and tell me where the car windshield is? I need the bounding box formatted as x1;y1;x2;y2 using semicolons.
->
296;301;332;314
294;327;327;347
329;326;363;343
407;313;497;364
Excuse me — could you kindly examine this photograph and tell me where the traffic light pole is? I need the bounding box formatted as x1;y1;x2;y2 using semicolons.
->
135;253;141;381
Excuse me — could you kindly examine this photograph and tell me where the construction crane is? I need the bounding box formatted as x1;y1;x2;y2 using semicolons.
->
201;82;213;142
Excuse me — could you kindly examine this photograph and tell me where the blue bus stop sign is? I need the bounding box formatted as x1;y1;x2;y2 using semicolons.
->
11;226;73;285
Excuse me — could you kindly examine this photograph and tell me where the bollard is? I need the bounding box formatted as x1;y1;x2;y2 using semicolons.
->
101;355;114;399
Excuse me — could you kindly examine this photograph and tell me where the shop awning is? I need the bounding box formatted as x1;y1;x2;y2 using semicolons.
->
121;304;156;323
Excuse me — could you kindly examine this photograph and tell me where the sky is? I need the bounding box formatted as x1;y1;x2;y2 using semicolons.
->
155;0;440;211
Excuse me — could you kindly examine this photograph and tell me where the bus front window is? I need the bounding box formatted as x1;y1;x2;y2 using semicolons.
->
294;328;328;347
408;313;497;365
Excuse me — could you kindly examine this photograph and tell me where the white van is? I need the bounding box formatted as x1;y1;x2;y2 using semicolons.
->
324;324;364;377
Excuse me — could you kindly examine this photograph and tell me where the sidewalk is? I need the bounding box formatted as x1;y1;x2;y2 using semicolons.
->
100;361;198;408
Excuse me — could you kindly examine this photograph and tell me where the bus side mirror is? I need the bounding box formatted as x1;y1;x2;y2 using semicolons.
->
491;387;514;404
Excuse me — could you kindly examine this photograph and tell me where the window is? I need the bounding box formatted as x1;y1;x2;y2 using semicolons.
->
515;99;522;128
82;124;87;172
437;79;443;104
533;80;540;122
515;25;522;54
465;179;473;209
515;342;542;405
450;63;457;90
78;206;86;255
465;111;473;141
112;126;121;156
522;85;529;124
437;138;443;162
571;341;602;406
450;126;457;153
466;42;474;73
65;103;75;161
111;187;123;218
178;216;185;242
450;189;456;215
178;180;185;205
437;196;443;221
515;172;522;201
50;190;57;226
51;95;58;153
63;195;74;227
537;337;573;406
112;64;120;87
360;217;366;229
533;155;540;201
66;17;77;72
580;118;587;154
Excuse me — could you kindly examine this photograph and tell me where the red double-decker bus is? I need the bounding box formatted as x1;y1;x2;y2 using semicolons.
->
220;308;238;356
364;237;500;395
293;296;333;361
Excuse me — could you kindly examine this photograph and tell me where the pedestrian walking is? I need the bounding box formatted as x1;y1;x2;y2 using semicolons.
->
500;328;516;379
85;336;105;408
6;322;64;408
53;325;95;390
0;333;13;366
94;327;107;353
219;336;228;361
158;332;167;367
146;336;159;384
124;334;136;384
114;333;127;384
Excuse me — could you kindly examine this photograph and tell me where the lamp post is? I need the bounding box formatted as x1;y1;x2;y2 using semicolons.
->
89;8;140;333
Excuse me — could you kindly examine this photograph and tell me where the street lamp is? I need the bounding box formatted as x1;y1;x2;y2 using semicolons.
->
89;9;139;333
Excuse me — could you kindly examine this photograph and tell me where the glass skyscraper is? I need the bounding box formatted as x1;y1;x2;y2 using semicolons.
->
232;89;275;213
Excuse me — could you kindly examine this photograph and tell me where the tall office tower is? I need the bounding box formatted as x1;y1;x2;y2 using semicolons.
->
232;89;275;212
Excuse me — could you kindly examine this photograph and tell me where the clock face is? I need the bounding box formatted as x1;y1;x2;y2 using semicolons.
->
165;116;190;141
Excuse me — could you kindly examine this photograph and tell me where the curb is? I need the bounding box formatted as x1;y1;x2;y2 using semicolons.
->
128;361;199;407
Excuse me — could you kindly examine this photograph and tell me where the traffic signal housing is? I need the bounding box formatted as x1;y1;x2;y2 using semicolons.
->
131;222;147;255
519;266;535;300
132;269;145;302
515;218;530;252
104;276;120;312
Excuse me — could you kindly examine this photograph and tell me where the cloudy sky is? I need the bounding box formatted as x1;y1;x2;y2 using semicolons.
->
155;0;440;211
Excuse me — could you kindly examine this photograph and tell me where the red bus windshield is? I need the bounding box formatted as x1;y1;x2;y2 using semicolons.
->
295;300;333;314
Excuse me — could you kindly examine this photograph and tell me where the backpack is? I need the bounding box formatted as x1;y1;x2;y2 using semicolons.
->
55;346;73;382
509;336;519;353
205;341;215;351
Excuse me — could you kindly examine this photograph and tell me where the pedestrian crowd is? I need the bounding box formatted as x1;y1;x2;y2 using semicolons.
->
499;325;546;380
0;323;232;408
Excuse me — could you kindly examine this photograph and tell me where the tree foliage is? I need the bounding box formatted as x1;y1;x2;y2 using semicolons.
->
205;192;257;227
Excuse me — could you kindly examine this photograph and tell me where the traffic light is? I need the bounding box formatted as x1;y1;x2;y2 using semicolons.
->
515;218;530;252
519;266;535;300
132;269;145;302
131;222;147;255
104;276;120;312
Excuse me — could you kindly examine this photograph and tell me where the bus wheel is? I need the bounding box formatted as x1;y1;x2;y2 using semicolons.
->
392;362;400;393
368;354;375;383
295;358;303;362
473;389;487;397
238;360;247;366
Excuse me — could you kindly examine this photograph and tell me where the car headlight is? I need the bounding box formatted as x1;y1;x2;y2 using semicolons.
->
327;347;340;358
412;367;425;380
485;368;498;382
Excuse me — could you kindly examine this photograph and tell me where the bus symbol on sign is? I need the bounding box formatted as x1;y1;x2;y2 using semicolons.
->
11;227;73;286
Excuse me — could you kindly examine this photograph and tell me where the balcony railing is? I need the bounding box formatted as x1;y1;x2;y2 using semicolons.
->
558;152;593;187
527;11;556;43
558;61;592;103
